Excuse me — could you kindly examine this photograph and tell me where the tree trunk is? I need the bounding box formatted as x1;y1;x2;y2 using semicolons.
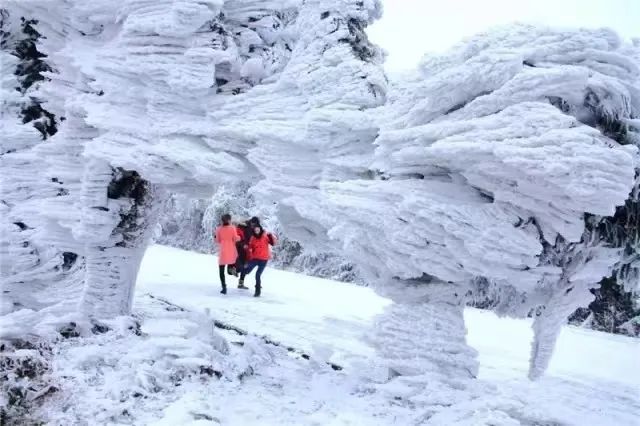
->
373;284;479;414
78;163;160;318
529;280;593;380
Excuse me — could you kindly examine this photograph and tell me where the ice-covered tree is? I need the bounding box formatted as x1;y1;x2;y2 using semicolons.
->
354;24;638;392
2;0;385;322
253;24;639;418
3;5;638;424
0;9;83;315
0;0;286;318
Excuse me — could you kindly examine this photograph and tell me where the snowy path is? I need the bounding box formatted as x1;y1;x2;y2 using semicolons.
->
136;245;640;425
137;245;388;367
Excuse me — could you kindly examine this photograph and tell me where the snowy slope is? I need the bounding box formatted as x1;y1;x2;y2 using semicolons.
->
135;245;640;425
12;244;638;424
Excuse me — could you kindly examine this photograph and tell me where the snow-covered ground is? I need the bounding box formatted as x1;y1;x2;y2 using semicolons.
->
31;245;640;425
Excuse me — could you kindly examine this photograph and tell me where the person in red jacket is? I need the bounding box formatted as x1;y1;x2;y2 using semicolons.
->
214;214;240;294
239;223;276;297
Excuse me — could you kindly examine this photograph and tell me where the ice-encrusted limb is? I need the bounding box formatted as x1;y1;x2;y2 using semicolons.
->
529;237;626;380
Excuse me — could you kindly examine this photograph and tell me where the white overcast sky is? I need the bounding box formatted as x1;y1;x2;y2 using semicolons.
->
368;0;640;72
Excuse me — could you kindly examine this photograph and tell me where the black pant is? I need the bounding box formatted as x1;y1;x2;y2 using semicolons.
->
240;260;267;287
219;265;233;287
235;242;247;271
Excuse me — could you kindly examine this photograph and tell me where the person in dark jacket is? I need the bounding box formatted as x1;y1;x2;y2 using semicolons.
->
239;223;277;297
234;220;251;289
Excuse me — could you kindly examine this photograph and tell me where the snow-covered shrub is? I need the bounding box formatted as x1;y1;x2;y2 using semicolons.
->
156;184;255;254
0;338;53;425
155;195;212;253
569;277;640;336
31;295;291;425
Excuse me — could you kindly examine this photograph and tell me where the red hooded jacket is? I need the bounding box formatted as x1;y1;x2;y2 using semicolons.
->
248;232;276;261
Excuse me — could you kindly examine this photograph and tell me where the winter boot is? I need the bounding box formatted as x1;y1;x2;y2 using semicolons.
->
220;285;227;295
254;285;261;297
238;281;249;290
